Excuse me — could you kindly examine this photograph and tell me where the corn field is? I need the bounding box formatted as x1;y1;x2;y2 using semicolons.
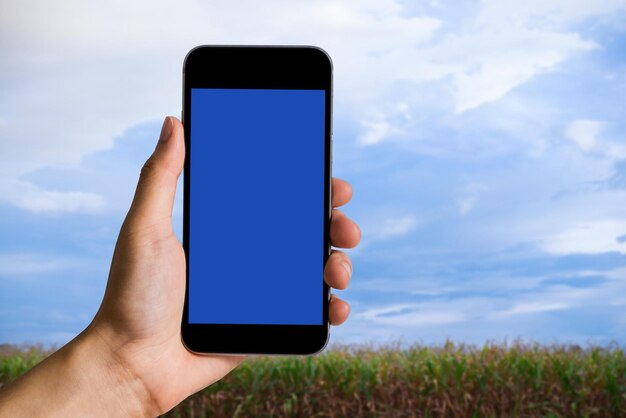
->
1;342;625;417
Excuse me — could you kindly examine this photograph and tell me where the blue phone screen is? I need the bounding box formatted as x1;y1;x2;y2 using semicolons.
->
188;88;326;325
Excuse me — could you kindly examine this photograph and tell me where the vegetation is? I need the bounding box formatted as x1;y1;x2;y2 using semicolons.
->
1;342;625;417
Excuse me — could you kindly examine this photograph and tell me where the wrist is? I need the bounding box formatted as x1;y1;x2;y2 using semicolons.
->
0;326;158;418
74;325;159;418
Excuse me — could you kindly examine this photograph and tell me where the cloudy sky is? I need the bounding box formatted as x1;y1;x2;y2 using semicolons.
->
1;0;626;346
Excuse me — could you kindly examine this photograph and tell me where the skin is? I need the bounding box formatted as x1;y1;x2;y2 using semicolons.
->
0;117;361;417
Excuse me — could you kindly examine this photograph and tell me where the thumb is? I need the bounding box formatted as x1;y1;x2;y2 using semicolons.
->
125;116;185;231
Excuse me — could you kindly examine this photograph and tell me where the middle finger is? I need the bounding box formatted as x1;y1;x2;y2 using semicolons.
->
330;209;361;248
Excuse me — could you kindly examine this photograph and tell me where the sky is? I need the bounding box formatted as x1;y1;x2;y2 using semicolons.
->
1;0;626;346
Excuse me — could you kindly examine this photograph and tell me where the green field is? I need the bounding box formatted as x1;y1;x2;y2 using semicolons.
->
1;342;625;417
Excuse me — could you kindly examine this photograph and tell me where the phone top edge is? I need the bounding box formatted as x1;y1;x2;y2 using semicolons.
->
183;45;333;74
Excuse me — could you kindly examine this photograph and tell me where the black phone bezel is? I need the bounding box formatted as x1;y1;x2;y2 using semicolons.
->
181;46;333;355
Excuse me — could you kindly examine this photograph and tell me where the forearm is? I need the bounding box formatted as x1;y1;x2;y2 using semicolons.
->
0;328;155;418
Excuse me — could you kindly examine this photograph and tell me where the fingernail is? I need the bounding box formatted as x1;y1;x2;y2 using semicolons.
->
341;261;352;278
159;117;173;143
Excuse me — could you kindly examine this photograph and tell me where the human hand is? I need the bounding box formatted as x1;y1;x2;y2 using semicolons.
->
86;116;360;415
0;116;359;418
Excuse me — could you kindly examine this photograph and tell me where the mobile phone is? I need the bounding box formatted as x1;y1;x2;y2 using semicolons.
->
181;46;333;355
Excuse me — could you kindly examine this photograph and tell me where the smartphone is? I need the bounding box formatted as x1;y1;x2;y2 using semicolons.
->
181;46;333;355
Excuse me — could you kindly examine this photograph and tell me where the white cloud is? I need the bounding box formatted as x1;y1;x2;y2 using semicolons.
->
359;115;396;146
456;182;488;216
0;179;105;213
374;215;419;240
349;215;418;258
453;0;626;112
541;220;626;255
487;282;618;320
564;119;626;159
457;196;476;216
344;270;626;344
0;0;441;174
449;30;595;113
603;143;626;160
497;302;569;316
358;103;412;145
1;0;615;205
358;303;466;326
0;253;84;277
349;0;612;145
565;119;603;152
0;0;444;210
477;0;626;28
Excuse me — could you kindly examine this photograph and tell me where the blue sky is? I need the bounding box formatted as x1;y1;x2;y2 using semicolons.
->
1;0;626;346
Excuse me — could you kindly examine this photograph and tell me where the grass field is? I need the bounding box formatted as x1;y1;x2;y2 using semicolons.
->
1;342;625;417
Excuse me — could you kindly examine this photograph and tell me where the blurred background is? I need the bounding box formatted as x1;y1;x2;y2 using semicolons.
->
1;0;626;347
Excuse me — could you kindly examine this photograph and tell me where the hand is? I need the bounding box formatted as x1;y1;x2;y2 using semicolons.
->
0;116;361;418
90;116;361;414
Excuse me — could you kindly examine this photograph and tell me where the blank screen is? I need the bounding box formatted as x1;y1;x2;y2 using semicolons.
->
188;88;326;325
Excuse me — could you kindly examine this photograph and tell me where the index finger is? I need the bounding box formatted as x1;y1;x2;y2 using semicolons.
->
332;178;353;208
